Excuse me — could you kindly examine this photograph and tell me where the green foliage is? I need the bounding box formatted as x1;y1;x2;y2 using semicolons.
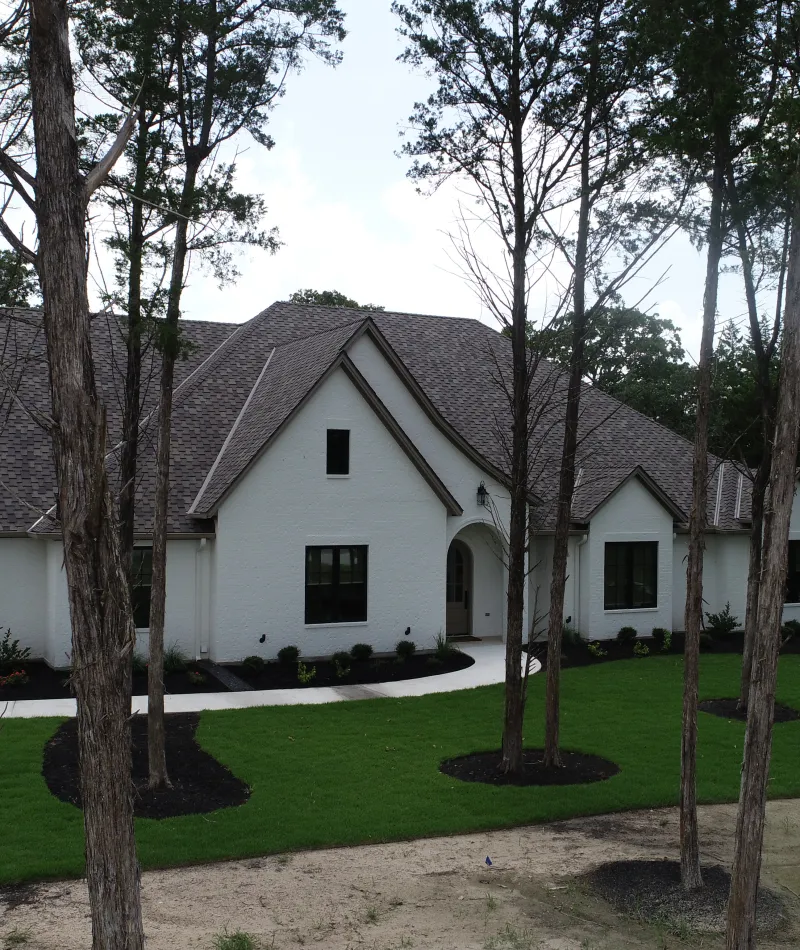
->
616;626;638;644
131;652;147;677
561;625;585;653
0;670;29;688
0;252;38;307
350;643;373;662
212;929;257;950
277;646;300;666
242;655;266;675
705;602;739;639
587;641;607;659
783;620;800;640
297;661;316;685
0;629;31;673
163;644;188;675
186;669;207;686
434;630;460;661
652;628;672;653
633;641;650;658
332;651;351;679
396;640;417;660
289;289;383;310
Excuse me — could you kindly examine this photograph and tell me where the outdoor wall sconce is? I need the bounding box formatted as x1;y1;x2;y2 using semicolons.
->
477;481;488;507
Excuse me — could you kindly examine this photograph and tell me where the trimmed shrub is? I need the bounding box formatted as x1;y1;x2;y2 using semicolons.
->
242;655;266;674
616;626;638;644
350;643;373;662
705;602;739;639
332;650;351;679
277;645;300;666
651;627;672;652
163;644;188;675
396;639;416;660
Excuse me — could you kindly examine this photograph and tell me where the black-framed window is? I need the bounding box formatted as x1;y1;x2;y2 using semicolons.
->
786;541;800;603
326;429;350;475
305;545;367;624
604;541;658;610
131;547;153;629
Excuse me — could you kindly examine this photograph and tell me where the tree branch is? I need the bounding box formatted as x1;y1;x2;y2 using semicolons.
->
85;106;140;199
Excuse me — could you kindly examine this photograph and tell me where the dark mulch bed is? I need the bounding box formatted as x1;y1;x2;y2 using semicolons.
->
0;661;229;702
42;712;250;820
440;748;620;787
699;697;800;723
587;859;786;935
228;650;474;690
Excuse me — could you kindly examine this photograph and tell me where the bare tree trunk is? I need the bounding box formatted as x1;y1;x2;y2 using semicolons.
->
28;1;145;946
726;190;800;950
681;158;725;891
543;13;598;769
501;4;529;776
740;460;768;710
148;164;197;788
118;111;147;583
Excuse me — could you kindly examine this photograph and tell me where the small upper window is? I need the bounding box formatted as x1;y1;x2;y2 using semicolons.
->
786;541;800;604
327;428;350;475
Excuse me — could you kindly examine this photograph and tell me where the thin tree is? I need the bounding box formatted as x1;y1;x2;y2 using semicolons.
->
0;1;145;946
146;0;345;788
395;0;579;775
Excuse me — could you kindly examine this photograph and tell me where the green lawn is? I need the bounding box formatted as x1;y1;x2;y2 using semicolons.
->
3;654;800;885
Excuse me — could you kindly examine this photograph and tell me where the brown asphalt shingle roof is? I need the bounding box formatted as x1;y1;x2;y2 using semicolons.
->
0;301;749;536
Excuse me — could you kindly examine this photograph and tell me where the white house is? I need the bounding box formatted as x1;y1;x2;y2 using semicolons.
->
1;302;799;668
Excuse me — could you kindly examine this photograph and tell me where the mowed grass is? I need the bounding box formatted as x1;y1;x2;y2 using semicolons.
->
2;654;800;885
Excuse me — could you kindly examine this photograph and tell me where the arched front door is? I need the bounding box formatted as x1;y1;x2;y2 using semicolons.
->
446;540;472;638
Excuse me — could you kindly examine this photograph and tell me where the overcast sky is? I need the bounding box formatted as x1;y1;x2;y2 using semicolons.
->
172;0;763;363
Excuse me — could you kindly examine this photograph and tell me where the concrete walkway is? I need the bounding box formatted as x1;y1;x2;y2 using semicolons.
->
3;640;539;719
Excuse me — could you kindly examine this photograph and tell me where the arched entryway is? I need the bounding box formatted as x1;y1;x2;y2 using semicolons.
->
446;539;472;638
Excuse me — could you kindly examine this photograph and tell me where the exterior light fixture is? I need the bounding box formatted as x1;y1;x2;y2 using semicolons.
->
477;481;488;507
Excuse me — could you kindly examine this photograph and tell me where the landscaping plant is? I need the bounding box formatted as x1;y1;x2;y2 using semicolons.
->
297;662;316;685
186;670;207;687
162;644;188;676
278;646;300;666
0;629;31;672
332;651;351;679
652;628;672;653
704;602;739;640
616;626;638;644
633;641;650;658
587;642;607;659
350;643;373;662
242;655;266;675
396;640;416;661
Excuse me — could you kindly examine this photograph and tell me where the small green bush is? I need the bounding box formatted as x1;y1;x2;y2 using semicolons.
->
163;644;188;675
651;627;672;652
297;661;316;684
633;641;650;657
705;602;739;639
561;624;585;652
782;619;800;639
700;632;714;651
350;643;373;662
587;641;607;659
242;655;266;674
396;639;416;660
278;645;300;665
332;650;351;679
434;630;460;661
186;669;207;686
131;652;147;676
0;629;31;673
616;626;638;644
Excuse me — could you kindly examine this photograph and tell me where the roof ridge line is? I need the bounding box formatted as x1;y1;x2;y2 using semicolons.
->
188;346;277;515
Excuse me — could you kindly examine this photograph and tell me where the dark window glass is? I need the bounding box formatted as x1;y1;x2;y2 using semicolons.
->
326;429;350;475
305;545;367;623
604;541;658;610
786;541;800;603
131;547;153;628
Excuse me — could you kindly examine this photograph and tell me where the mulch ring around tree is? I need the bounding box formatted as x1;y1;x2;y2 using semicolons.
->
439;748;620;787
42;713;250;820
586;859;787;935
699;698;800;723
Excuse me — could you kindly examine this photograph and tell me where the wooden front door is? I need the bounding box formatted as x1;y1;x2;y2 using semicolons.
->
446;541;471;637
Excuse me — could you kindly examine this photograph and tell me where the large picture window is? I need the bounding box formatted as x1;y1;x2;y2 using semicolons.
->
604;541;658;610
786;541;800;604
305;545;367;624
131;546;153;629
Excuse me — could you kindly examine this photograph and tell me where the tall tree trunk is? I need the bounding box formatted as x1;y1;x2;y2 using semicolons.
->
501;2;529;776
28;1;145;947
148;164;198;788
543;11;597;769
727;164;776;714
118;110;148;583
681;157;725;891
725;190;800;950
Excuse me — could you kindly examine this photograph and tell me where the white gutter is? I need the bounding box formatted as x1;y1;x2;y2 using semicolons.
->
574;532;589;635
713;462;725;527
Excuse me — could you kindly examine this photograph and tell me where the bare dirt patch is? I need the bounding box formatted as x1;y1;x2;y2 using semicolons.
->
3;801;800;949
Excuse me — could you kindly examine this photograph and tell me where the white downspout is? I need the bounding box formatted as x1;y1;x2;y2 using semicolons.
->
575;532;589;635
